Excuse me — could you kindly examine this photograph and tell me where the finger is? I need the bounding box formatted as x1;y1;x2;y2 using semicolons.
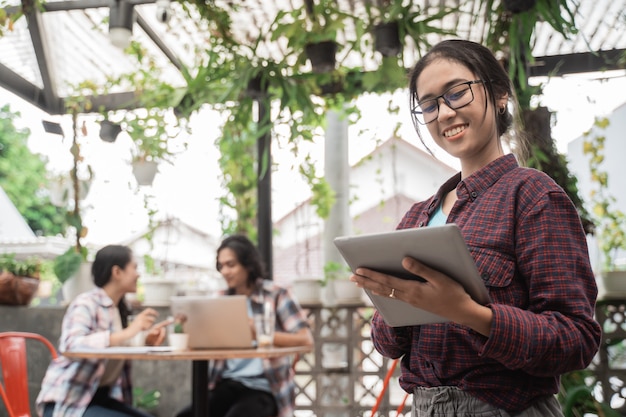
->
154;330;166;346
142;308;159;318
152;318;175;330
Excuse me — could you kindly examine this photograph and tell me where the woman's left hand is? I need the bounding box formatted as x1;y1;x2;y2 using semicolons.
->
144;318;172;346
351;257;491;333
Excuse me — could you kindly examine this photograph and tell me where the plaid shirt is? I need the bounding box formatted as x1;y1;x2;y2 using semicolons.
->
209;279;310;417
371;154;601;412
36;287;132;417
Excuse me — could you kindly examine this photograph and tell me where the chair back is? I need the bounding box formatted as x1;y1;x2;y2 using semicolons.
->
0;332;58;417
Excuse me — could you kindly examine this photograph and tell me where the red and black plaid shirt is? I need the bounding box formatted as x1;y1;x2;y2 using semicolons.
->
371;154;601;413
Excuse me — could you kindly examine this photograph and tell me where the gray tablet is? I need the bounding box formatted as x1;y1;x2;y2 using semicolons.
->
333;224;490;327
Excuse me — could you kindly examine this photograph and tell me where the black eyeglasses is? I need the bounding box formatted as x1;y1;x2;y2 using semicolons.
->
412;80;485;125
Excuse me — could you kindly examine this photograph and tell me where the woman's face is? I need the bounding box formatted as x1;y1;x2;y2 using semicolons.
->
115;257;140;294
416;58;507;174
217;248;250;293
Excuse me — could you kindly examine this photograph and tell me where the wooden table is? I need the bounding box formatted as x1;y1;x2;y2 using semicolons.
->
64;345;312;417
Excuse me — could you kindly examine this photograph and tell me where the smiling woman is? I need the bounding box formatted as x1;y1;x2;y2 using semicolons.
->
352;39;601;417
35;245;172;417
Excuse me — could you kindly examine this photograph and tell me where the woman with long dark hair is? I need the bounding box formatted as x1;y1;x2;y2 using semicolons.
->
351;40;601;416
37;245;169;417
177;234;313;417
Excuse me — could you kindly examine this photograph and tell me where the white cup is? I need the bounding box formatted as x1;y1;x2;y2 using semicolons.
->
127;315;147;346
254;312;275;348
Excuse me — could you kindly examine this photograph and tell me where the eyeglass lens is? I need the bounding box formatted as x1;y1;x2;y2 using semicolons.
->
415;82;477;124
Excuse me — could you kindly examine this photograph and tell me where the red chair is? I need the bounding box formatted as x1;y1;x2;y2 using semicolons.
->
0;332;58;417
371;358;410;416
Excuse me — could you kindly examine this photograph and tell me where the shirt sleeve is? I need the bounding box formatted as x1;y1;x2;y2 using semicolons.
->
470;190;601;376
371;310;413;359
60;299;110;352
275;287;310;333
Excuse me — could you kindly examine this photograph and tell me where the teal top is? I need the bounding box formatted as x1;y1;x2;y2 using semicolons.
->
428;203;447;226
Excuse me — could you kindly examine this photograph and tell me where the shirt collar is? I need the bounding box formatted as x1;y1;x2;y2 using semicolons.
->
92;286;115;308
460;154;519;195
432;154;519;205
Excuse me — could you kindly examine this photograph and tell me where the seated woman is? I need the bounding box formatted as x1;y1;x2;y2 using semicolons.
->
36;245;170;417
176;234;314;417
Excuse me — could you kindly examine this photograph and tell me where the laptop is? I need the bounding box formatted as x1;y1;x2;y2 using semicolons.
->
170;295;255;349
333;224;490;327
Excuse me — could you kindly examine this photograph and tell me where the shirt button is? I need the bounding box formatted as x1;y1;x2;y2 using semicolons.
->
481;273;490;281
470;191;478;199
418;222;424;227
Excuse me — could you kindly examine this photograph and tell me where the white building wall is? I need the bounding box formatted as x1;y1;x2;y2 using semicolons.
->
274;138;456;251
567;102;626;271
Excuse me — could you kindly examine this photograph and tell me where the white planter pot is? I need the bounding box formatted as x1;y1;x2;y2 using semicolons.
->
49;179;92;207
601;270;626;296
142;278;177;306
332;279;364;305
62;262;94;304
292;279;322;305
168;333;189;351
132;161;159;186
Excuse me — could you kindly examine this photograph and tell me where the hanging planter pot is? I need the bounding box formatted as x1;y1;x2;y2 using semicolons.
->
99;120;122;143
132;160;159;186
502;0;537;13
374;21;402;57
305;41;337;73
48;177;93;207
245;74;267;100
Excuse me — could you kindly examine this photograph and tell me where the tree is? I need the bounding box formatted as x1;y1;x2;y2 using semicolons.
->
0;104;66;235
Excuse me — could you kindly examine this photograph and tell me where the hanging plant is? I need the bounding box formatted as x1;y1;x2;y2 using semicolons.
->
270;0;358;73
373;21;401;57
502;0;537;13
99;119;122;143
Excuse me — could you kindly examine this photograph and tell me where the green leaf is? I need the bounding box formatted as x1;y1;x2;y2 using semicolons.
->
53;248;84;283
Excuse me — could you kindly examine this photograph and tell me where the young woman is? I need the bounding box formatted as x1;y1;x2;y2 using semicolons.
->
36;245;169;417
350;40;601;416
176;234;313;417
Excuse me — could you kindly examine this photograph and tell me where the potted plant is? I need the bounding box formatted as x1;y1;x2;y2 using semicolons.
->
168;315;188;350
0;254;41;306
323;261;363;306
99;118;122;143
53;246;92;303
123;107;175;186
582;117;626;294
139;254;177;306
291;277;323;305
365;0;459;58
271;0;357;73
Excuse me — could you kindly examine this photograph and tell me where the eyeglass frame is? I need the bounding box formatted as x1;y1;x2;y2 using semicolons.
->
411;80;486;125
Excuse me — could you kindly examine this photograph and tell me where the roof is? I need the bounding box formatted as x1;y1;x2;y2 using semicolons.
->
0;186;74;258
0;186;35;239
1;0;625;114
120;216;218;269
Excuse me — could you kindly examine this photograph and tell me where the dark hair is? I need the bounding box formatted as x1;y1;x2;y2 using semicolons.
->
216;235;267;291
92;245;133;327
408;39;527;161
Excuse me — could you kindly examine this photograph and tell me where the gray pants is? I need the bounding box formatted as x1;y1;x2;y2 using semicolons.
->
412;386;564;417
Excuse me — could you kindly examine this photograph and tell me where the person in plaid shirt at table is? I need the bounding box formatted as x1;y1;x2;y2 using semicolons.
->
175;234;313;417
36;245;170;417
350;39;602;417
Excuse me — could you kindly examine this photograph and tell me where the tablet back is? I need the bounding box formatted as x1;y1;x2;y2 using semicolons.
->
333;224;490;326
170;295;255;349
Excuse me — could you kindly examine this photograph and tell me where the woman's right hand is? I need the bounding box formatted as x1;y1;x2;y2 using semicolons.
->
128;308;159;336
110;308;160;346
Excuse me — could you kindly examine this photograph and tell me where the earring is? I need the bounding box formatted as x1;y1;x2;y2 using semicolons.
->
499;106;506;115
